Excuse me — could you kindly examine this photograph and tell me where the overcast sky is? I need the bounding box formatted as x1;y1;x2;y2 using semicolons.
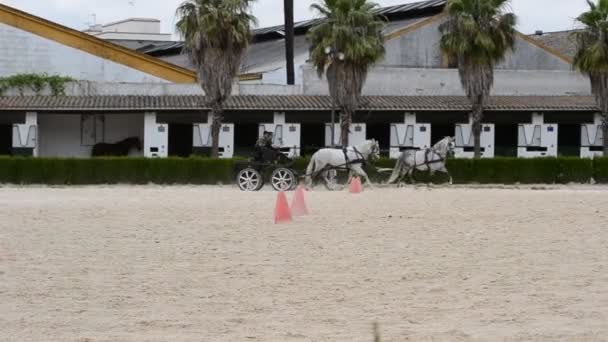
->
2;0;588;36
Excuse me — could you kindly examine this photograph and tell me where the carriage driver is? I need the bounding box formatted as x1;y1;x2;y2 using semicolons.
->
255;131;280;160
256;131;275;149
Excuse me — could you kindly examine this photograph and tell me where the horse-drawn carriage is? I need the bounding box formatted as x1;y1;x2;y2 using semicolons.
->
234;146;300;191
234;137;456;191
234;140;384;192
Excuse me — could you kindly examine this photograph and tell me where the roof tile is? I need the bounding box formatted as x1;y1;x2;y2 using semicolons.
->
0;95;597;112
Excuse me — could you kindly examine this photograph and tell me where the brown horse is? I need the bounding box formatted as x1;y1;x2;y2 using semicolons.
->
92;137;142;157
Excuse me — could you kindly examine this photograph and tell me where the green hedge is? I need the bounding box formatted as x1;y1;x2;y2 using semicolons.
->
0;157;234;185
594;157;608;183
0;156;606;185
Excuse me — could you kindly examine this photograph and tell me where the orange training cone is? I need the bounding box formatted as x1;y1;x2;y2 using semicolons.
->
291;185;309;216
274;191;293;224
349;176;363;194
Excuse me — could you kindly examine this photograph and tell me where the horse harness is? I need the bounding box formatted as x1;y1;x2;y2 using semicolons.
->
306;147;366;178
413;148;445;169
342;146;367;169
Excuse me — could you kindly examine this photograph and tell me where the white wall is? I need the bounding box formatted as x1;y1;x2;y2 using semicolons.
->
302;66;590;96
0;23;167;83
102;20;161;34
92;32;172;41
38;114;144;157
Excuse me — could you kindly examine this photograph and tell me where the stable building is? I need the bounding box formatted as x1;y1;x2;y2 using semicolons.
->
0;94;601;159
0;1;603;159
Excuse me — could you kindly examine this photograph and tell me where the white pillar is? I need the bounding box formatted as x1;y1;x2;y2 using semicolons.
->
389;112;431;159
12;112;38;156
454;113;494;158
143;112;168;158
580;113;604;158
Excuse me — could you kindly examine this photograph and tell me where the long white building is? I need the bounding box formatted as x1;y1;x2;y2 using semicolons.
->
0;0;603;159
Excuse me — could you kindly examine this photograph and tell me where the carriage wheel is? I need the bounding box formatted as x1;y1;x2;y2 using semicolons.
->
270;168;296;192
237;168;264;191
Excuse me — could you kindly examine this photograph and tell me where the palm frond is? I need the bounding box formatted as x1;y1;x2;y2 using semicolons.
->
440;0;517;104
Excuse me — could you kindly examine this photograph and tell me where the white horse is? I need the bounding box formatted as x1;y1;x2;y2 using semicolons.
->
305;139;380;190
387;136;455;186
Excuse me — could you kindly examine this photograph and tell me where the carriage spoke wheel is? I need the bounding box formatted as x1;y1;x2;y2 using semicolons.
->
271;168;296;192
237;168;263;191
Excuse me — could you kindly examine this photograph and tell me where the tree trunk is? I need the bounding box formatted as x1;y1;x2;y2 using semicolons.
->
603;113;608;156
472;104;483;159
340;110;351;147
283;0;295;85
210;104;223;158
473;120;482;159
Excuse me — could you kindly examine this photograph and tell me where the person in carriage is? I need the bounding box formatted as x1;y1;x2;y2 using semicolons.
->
254;131;282;162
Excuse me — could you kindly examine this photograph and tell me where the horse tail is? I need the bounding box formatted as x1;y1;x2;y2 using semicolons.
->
305;153;317;187
387;153;404;184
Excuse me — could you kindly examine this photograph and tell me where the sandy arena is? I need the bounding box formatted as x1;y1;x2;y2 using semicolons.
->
1;185;607;341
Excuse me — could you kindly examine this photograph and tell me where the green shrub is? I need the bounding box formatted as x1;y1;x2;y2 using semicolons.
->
593;157;608;183
0;156;603;185
555;157;594;184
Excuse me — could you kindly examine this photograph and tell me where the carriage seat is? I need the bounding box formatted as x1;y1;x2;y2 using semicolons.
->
254;146;278;162
254;146;292;164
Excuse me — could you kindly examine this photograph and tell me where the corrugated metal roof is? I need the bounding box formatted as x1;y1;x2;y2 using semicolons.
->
254;0;445;37
141;0;446;57
0;95;597;112
376;0;445;15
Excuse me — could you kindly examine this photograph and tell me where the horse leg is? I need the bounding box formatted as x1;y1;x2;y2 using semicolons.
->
351;165;373;189
305;175;314;190
397;167;409;188
408;168;416;185
323;170;338;191
438;166;452;185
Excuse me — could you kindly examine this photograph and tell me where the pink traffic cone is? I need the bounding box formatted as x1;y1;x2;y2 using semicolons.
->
274;191;293;224
291;185;309;216
349;176;363;194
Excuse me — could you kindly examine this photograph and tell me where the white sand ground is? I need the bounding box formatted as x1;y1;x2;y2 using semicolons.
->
0;185;607;341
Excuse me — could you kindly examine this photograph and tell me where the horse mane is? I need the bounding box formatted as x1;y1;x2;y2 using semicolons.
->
433;137;449;150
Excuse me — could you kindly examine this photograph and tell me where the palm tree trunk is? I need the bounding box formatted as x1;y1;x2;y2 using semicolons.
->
602;113;608;156
210;103;223;158
284;0;295;85
472;103;483;159
340;110;351;147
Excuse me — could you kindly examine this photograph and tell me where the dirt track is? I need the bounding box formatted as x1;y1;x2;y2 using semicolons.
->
1;186;607;341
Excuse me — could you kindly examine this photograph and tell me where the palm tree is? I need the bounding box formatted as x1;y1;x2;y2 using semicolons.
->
440;0;517;158
176;0;256;157
308;0;386;147
574;0;608;155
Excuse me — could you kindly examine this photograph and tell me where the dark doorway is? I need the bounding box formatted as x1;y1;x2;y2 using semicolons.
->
0;125;11;156
431;124;454;145
495;124;518;157
168;124;193;157
558;124;581;156
301;123;325;156
234;123;259;157
367;123;390;157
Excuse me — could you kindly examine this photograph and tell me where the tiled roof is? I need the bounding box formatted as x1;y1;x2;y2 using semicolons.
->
0;95;597;112
528;30;579;60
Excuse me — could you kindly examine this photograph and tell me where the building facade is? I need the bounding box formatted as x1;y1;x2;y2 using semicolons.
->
0;0;603;159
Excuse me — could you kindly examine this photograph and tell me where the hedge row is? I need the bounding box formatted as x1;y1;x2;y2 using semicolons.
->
0;157;234;185
0;156;607;185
